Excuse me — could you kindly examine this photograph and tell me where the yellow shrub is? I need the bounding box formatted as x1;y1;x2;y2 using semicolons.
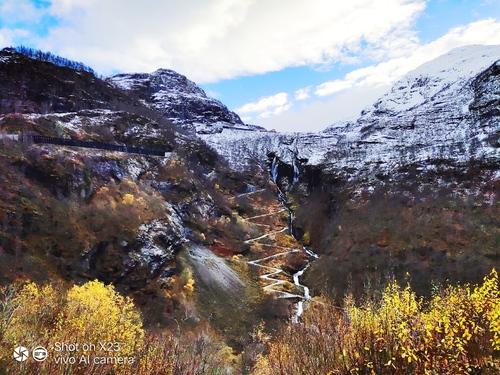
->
260;269;500;374
184;278;195;294
181;269;195;294
56;280;144;357
0;279;144;371
2;282;60;348
121;193;135;205
82;179;164;243
301;231;311;245
473;269;499;350
1;280;241;375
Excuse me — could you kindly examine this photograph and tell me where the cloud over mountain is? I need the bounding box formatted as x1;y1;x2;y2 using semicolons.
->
25;0;426;82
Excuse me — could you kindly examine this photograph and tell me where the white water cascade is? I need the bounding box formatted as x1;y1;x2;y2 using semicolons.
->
271;156;319;323
270;156;279;183
292;157;300;185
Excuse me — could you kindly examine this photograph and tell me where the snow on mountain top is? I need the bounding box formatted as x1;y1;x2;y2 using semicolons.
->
108;68;245;128
407;45;500;81
104;44;499;176
0;48;16;64
370;44;500;113
108;73;149;90
109;68;206;97
322;45;500;135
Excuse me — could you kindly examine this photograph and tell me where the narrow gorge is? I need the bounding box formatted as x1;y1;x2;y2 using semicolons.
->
244;155;319;323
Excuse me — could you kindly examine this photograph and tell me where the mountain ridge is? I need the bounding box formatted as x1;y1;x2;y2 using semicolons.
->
198;44;500;178
2;44;498;181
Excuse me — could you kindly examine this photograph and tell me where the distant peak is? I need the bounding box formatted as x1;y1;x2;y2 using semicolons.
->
407;44;500;79
107;67;244;128
153;68;182;76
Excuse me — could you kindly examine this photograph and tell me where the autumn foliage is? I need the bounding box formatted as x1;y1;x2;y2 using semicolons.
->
0;271;498;374
255;269;499;374
0;280;238;374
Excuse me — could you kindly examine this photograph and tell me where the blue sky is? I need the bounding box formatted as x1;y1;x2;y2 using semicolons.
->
1;0;499;131
0;0;54;37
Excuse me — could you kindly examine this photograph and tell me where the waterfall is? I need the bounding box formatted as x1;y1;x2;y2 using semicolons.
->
291;266;311;324
292;156;300;185
288;211;295;238
271;156;279;183
267;155;319;323
304;246;319;259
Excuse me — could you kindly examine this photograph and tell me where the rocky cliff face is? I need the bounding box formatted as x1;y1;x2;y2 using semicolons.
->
268;46;499;300
108;69;263;134
0;48;266;311
320;45;499;178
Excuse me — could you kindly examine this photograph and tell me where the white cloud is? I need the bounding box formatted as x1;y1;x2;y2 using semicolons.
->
315;79;353;96
0;30;14;47
0;0;45;24
0;28;30;47
260;85;389;132
31;0;426;82
0;0;45;46
236;92;290;119
294;87;311;101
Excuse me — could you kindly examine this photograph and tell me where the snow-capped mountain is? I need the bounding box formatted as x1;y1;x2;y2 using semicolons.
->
108;69;263;134
18;43;494;179
320;45;500;175
199;45;499;178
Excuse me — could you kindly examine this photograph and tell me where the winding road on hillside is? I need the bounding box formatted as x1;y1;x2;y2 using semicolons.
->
242;186;318;323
